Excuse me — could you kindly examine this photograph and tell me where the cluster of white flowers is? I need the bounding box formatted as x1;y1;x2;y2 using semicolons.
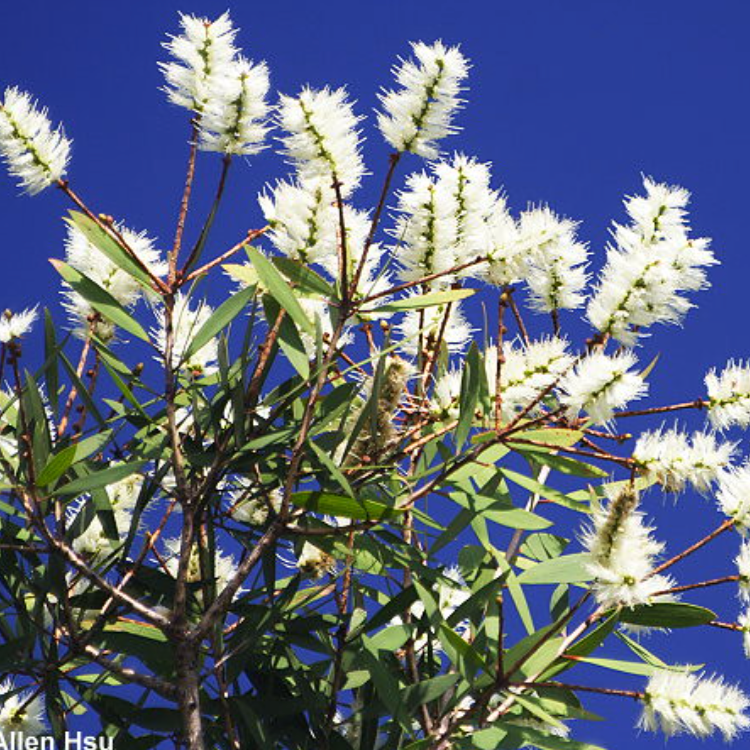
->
0;680;47;736
739;611;750;659
378;41;468;159
161;12;270;156
737;542;750;602
517;207;589;313
200;56;271;156
394;566;471;651
229;481;282;526
161;12;238;112
0;307;37;344
396;301;474;357
295;540;336;579
154;293;218;375
633;428;735;494
587;177;716;346
488;336;573;421
259;180;388;302
0;87;71;195
62;221;167;342
430;337;573;422
70;472;143;559
559;350;646;424
640;670;750;741
163;536;238;601
277;87;364;198
479;197;527;288
716;464;750;533
706;360;750;431
582;488;673;609
392;154;498;285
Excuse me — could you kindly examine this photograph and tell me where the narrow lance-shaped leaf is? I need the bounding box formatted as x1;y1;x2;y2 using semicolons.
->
184;284;256;360
65;211;155;290
244;245;314;335
363;287;475;314
52;461;147;497
50;259;151;342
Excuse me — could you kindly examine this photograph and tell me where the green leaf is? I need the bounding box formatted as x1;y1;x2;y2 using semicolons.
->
453;727;508;750
517;448;609;478
517;553;593;585
37;431;113;486
245;245;314;335
367;624;411;652
43;309;59;418
52;461;146;497
501;467;590;513
492;508;553;530
272;257;337;298
359;642;409;729
455;343;479;449
291;491;403;521
509;726;606;750
184;285;256;360
562;654;661;677
617;602;717;629
66;212;155;290
50;259;150;342
262;294;309;379
400;674;460;713
366;287;475;314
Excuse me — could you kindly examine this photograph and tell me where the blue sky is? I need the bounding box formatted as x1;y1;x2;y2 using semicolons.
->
1;1;749;748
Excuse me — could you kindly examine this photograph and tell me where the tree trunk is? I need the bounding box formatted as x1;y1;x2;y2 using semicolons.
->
175;636;205;750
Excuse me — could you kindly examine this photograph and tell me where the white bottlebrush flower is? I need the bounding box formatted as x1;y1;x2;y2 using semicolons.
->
160;12;239;114
582;488;673;609
62;220;166;341
229;481;282;526
392;171;458;285
296;295;353;358
70;470;142;559
199;55;271;155
399;566;471;651
396;301;473;357
378;41;469;159
485;336;573;422
0;307;38;343
640;670;750;741
0;680;47;736
587;177;716;346
163;537;238;599
737;541;750;602
259;179;339;266
633;428;735;494
154;293;218;375
717;464;750;533
430;368;463;420
706;360;750;431
64;221;166;306
479;199;525;287
432;154;499;271
518;207;589;312
393;154;499;286
0;87;71;195
559;350;647;424
277;87;364;198
740;610;750;659
260;180;388;299
296;541;336;579
624;177;690;243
